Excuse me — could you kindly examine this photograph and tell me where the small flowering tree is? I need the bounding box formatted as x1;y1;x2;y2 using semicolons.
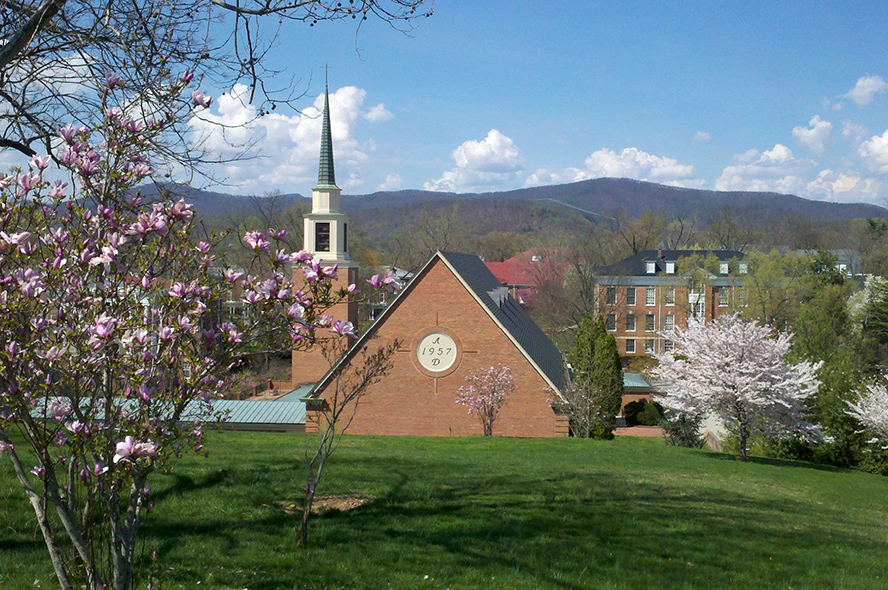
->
847;382;888;445
652;314;822;460
300;333;398;546
455;364;515;436
0;73;388;590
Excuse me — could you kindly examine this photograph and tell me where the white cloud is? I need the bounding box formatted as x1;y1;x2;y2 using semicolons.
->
377;174;402;191
425;129;524;192
525;147;703;189
792;115;832;156
715;144;813;194
805;169;885;203
691;131;712;142
583;147;703;187
843;120;870;143
844;75;888;106
858;129;888;174
188;85;389;193
524;167;591;187
364;103;393;122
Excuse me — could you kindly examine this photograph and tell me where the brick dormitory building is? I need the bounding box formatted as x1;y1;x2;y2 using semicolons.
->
596;249;747;356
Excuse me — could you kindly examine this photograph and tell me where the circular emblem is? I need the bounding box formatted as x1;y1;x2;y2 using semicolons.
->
416;332;458;373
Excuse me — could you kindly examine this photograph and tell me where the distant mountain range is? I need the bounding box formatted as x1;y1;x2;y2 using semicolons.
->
145;177;887;224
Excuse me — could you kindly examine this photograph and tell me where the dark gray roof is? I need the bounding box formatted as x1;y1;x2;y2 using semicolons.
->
438;251;568;391
601;249;745;277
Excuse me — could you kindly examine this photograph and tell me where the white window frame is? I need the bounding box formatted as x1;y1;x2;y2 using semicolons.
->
719;261;729;275
645;313;655;332
626;313;636;332
664;314;675;331
645;261;656;274
626;287;636;306
665;287;675;306
718;286;729;307
646;287;656;306
606;313;617;331
625;339;636;354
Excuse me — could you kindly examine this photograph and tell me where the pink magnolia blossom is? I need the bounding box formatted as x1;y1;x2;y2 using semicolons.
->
291;250;313;263
0;441;13;456
113;436;157;463
330;320;356;338
28;155;51;171
47;397;72;421
191;90;211;108
104;71;124;88
223;268;244;283
244;231;269;252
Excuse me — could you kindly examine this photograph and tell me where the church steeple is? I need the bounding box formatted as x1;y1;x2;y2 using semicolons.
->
303;73;353;266
316;84;337;189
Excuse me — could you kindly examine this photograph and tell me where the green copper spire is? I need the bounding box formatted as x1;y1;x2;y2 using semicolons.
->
316;83;337;189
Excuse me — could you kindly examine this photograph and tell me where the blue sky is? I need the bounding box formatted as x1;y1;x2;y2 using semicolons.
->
190;1;888;204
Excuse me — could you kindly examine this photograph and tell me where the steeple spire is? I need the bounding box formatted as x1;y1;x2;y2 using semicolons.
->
316;78;337;189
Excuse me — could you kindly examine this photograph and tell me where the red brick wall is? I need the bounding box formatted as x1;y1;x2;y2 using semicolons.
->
290;265;359;386
312;257;567;437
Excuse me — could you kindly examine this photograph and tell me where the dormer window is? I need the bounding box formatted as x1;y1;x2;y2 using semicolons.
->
665;261;675;274
645;261;656;274
719;261;729;275
739;263;748;274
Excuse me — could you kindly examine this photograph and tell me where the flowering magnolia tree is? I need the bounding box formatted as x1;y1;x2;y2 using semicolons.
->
652;314;822;460
455;364;515;436
0;73;387;590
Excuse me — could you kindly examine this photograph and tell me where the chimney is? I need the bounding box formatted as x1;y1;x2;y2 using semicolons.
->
658;249;663;259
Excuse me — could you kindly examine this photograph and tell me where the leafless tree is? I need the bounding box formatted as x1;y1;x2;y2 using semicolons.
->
0;0;432;170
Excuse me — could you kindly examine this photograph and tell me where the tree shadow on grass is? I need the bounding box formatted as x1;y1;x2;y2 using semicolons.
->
701;450;850;473
140;461;888;590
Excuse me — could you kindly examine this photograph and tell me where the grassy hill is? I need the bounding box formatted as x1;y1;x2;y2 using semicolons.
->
5;433;886;589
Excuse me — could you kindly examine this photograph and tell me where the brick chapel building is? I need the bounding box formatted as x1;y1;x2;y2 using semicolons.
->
291;82;570;437
305;251;570;437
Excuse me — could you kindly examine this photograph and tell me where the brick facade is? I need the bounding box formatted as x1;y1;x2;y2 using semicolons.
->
306;256;569;437
597;250;746;356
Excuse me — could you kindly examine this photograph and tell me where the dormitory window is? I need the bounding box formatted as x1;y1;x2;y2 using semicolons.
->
664;314;674;331
720;261;729;275
645;314;655;332
646;287;656;306
626;314;636;331
665;288;675;306
606;314;617;331
315;222;330;252
606;287;616;305
625;339;636;354
626;287;636;306
644;339;655;353
664;340;674;353
718;286;729;307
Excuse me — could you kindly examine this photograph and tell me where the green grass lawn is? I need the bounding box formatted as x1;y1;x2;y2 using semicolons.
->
3;432;888;589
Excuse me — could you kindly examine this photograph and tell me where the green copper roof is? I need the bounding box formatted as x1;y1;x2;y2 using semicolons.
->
316;86;337;188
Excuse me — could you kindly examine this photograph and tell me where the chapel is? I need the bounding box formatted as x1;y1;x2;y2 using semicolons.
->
292;81;570;437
